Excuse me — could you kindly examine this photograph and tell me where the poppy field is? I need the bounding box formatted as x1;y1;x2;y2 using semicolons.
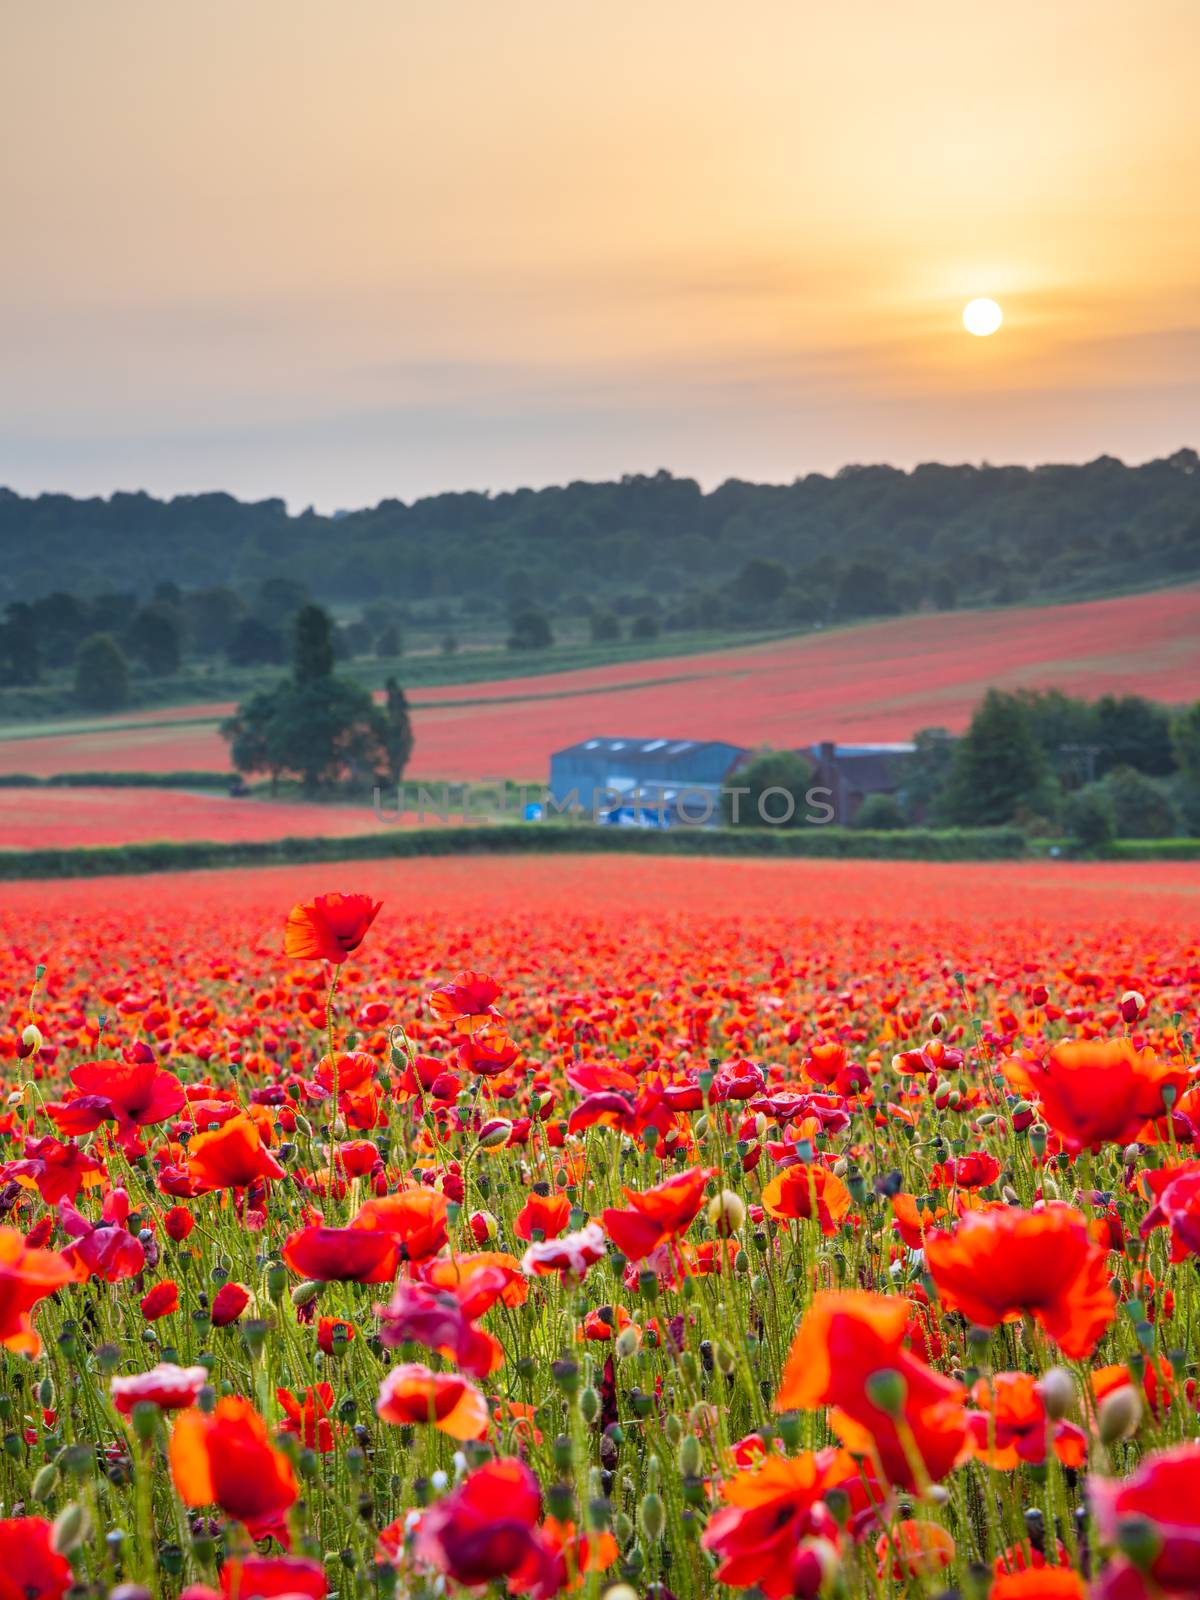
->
3;584;1198;786
1;853;1199;1600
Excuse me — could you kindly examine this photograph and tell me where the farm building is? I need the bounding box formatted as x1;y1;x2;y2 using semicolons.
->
548;737;749;825
803;740;916;825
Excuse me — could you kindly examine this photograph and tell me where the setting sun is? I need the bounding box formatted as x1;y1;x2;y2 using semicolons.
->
963;297;1004;337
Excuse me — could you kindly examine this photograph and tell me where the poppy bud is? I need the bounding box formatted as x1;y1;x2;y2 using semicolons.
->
614;1325;640;1360
211;1282;250;1327
1038;1366;1076;1420
1115;1516;1162;1570
1098;1384;1142;1443
678;1435;701;1477
1119;990;1147;1023
707;1190;746;1235
291;1279;322;1308
865;1368;907;1417
580;1387;600;1423
639;1492;665;1543
478;1119;512;1149
21;1024;43;1054
32;1462;59;1502
52;1502;91;1555
468;1210;497;1244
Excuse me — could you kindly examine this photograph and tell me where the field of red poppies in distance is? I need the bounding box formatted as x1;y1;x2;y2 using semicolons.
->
3;586;1197;790
0;788;435;850
1;852;1199;1600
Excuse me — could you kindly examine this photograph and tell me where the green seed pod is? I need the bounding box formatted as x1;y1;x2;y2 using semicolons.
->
580;1388;600;1424
639;1492;665;1544
31;1462;60;1503
664;1415;683;1446
291;1279;322;1308
51;1502;91;1555
678;1435;702;1477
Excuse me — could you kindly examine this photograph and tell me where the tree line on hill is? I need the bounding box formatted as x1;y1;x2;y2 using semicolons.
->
728;688;1200;844
3;451;1199;662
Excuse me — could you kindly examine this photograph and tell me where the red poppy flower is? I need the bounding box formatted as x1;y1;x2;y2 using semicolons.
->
521;1222;607;1282
350;1188;449;1261
1140;1162;1200;1261
282;1226;399;1284
284;893;381;963
140;1280;179;1320
111;1362;208;1416
413;1457;561;1597
5;1136;103;1206
164;1206;195;1242
1002;1038;1188;1153
876;1521;956;1580
170;1396;298;1543
376;1363;490;1440
990;1568;1084;1600
514;1192;571;1243
376;1276;503;1377
428;971;502;1028
0;1228;83;1357
931;1151;1001;1191
419;1251;528;1309
965;1373;1087;1470
211;1281;250;1326
700;1449;855;1598
925;1205;1115;1359
1089;1444;1200;1597
0;1517;72;1600
278;1384;336;1453
317;1317;355;1355
48;1058;185;1142
760;1163;853;1234
601;1165;716;1262
775;1290;968;1491
217;1556;326;1600
186;1114;286;1191
58;1191;146;1282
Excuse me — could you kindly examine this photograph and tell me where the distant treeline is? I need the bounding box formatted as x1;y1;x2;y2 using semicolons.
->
3;453;1199;639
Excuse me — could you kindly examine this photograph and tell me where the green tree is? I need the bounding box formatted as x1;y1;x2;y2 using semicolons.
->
852;793;906;829
508;608;554;650
1103;765;1179;838
631;613;660;641
1171;701;1200;786
129;605;182;677
226;616;285;666
940;690;1052;825
375;622;403;659
1094;694;1176;777
724;749;815;828
73;633;130;711
1063;784;1116;850
590;611;621;643
383;676;414;784
294;604;335;683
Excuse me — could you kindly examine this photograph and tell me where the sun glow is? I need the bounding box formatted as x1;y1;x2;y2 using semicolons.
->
962;297;1003;337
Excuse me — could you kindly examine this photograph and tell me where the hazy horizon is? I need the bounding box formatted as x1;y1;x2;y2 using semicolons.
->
4;0;1198;512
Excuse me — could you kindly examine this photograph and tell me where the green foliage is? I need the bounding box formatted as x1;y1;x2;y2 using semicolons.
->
226;616;285;666
383;677;414;785
941;689;1055;826
127;604;182;677
723;749;815;827
1063;784;1116;849
630;613;660;641
852;793;906;829
293;603;335;684
507;607;554;650
1093;694;1176;777
73;633;129;711
1171;701;1200;785
1102;764;1180;838
590;611;621;643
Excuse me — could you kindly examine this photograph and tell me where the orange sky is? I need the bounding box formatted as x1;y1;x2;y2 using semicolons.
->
2;0;1198;508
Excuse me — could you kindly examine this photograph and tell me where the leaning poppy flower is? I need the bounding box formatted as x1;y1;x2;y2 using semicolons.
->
965;1373;1087;1470
111;1362;208;1416
0;1228;83;1357
420;1251;528;1309
601;1165;716;1261
163;1206;195;1243
539;1517;619;1590
760;1163;852;1234
351;1188;449;1261
278;1384;336;1453
186;1114;286;1191
700;1449;852;1598
211;1282;250;1327
413;1456;561;1597
170;1396;298;1543
876;1520;956;1580
217;1556;326;1600
521;1222;607;1282
0;1516;72;1600
376;1277;503;1377
1089;1443;1200;1597
775;1290;968;1491
376;1363;490;1440
1002;1038;1188;1153
925;1205;1115;1359
284;893;381;964
281;1226;399;1284
989;1570;1084;1600
140;1280;179;1320
514;1192;571;1243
